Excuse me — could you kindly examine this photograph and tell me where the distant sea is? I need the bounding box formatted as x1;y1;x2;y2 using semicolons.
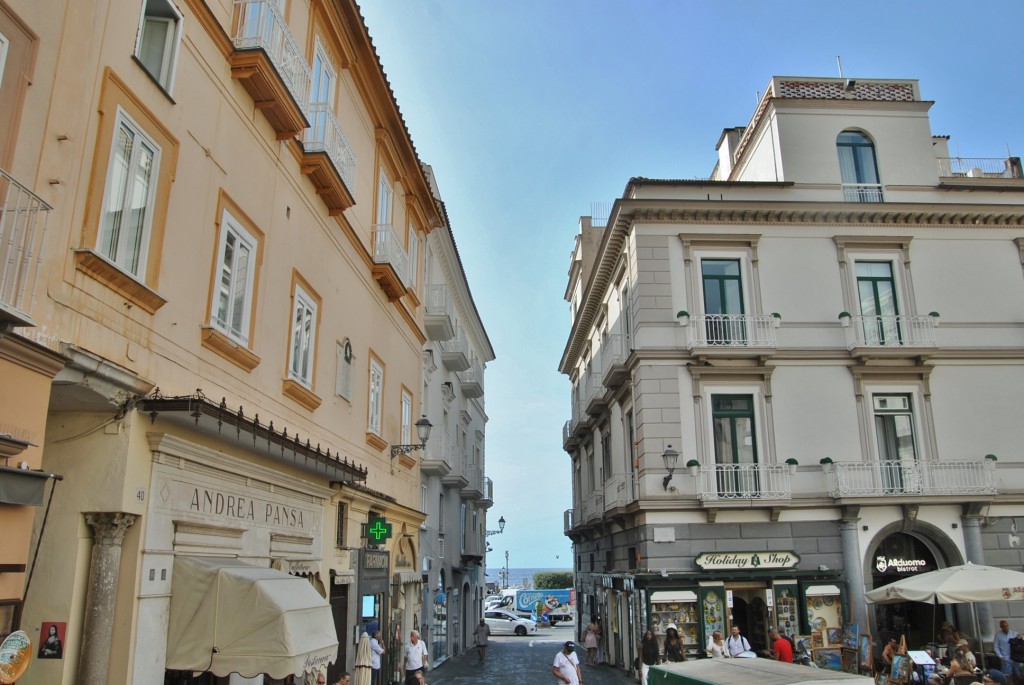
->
484;567;572;589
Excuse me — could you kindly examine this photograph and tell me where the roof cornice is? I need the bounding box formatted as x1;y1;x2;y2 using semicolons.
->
559;199;1024;373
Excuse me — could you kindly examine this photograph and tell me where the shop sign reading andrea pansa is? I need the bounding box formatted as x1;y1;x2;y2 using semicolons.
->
695;551;800;570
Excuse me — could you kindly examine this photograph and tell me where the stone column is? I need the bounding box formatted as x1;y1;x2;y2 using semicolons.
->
77;512;137;685
839;509;866;629
961;514;993;642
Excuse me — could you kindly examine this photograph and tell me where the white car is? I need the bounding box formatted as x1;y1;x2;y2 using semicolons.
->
483;609;537;636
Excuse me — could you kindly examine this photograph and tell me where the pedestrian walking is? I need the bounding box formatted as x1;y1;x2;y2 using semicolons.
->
404;630;429;685
585;620;599;666
640;630;660;685
552;640;583;685
474;618;491;664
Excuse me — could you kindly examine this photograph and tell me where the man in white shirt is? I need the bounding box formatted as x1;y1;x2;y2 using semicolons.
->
726;625;751;657
404;630;429;684
369;630;385;685
552;641;583;685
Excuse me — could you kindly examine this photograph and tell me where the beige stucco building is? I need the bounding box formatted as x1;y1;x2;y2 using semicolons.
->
561;76;1024;675
0;0;482;683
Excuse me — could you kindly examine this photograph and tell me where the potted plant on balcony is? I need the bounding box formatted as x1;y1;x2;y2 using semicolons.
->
772;312;782;328
686;459;700;477
676;310;690;326
984;454;998;462
819;456;835;473
785;457;799;475
838;311;852;327
929;311;941;326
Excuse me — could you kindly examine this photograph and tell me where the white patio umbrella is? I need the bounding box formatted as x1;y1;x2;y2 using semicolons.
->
865;562;1024;670
354;632;372;685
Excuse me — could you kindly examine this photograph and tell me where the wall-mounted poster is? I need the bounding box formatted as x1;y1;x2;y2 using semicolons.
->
37;622;64;659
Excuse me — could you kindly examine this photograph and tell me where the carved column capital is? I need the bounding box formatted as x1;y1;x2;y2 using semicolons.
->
84;512;137;546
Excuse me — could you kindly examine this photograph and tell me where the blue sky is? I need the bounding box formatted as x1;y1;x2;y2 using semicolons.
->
358;1;1024;568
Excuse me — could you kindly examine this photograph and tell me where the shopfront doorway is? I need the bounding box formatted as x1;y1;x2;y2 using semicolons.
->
727;585;769;654
870;532;942;649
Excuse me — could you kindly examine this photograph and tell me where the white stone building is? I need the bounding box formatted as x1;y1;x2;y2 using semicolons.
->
560;76;1024;673
419;166;496;664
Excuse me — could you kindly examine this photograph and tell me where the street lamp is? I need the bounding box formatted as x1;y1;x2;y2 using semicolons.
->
504;550;509;589
485;515;506;536
662;444;679;490
390;416;433;457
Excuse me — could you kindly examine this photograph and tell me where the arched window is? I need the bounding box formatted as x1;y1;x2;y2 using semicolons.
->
837;131;882;202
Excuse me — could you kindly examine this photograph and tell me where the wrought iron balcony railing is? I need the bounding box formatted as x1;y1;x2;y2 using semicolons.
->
844;314;937;349
303;102;356;190
0;169;51;327
697;463;792;502
232;0;311;115
688;314;778;348
372;224;410;286
827;459;996;497
936;157;1022;179
842;183;883;202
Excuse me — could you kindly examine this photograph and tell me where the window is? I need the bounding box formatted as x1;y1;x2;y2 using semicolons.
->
336;339;353;400
288;283;318;387
309;38;335;140
856;261;900;344
837;131;882;202
211;210;257;345
376;170;393;226
711;394;759;496
98;108;161;278
335;503;345;547
401;390;412;445
460;502;467;553
701;259;745;344
0;31;9;92
407;228;420;289
368;358;384;435
620;283;632;345
873;394;918;493
601;429;611;484
135;0;182;91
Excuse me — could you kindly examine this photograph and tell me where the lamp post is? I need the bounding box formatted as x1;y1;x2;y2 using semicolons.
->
485;515;506;537
662;444;679;490
390;416;433;457
504;550;509;589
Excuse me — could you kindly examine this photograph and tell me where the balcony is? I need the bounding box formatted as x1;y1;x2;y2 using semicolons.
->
440;447;468;489
685;314;778;355
371;224;409;300
581;490;605;524
843;314;937;356
460;462;483;499
563;508;576;534
301;102;356;214
230;0;310;139
423;284;455;341
583;375;606;416
601;333;629;389
605;474;636;511
458;363;484;399
481;477;494;507
562;420;578;451
937;157;1023;179
827;459;996;499
696;464;792;502
0;169;51;329
572;397;593;435
439;327;469;371
419;437;451;477
842;183;883;203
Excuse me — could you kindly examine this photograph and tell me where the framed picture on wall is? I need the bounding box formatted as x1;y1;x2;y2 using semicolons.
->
827;627;843;646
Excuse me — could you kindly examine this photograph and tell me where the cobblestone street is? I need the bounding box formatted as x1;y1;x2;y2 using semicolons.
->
426;623;635;685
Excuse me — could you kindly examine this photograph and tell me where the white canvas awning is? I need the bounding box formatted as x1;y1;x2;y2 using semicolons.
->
166;556;338;679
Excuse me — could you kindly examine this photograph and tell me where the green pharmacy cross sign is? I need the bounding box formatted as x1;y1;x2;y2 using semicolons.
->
365;517;393;543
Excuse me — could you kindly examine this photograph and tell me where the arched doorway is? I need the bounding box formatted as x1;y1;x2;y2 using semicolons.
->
868;531;947;648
